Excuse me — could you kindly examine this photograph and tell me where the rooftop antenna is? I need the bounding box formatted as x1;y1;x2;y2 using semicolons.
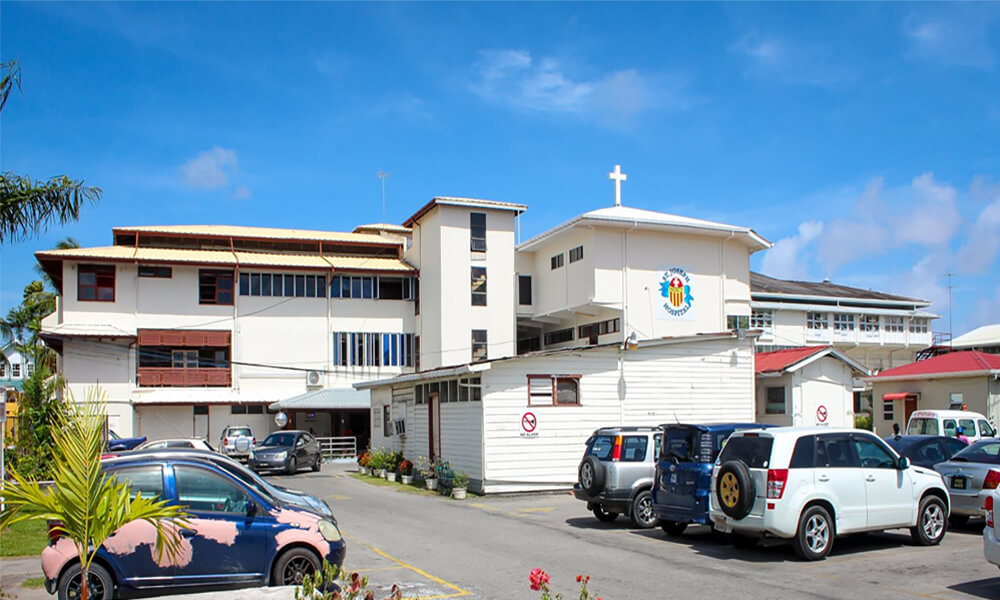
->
377;169;390;223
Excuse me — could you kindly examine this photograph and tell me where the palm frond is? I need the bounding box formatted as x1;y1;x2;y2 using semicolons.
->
0;173;101;243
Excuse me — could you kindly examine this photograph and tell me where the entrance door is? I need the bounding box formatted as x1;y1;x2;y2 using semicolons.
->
904;398;918;424
193;405;209;438
428;393;441;460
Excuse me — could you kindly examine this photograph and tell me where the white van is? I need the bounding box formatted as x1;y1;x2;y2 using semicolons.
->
906;410;997;442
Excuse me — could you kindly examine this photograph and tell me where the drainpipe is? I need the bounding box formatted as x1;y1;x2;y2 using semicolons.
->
619;220;638;427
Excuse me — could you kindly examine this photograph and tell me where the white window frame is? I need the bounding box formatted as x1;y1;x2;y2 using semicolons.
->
833;313;856;331
859;315;879;333
807;312;828;330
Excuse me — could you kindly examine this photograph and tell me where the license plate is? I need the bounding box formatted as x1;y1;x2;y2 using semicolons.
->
952;476;967;490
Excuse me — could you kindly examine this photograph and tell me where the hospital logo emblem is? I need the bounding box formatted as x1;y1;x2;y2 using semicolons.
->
659;268;693;317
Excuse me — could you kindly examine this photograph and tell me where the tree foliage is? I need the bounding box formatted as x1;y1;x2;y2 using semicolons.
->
0;59;100;243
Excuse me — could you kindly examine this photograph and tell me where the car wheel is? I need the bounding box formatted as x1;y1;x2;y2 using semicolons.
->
592;506;619;522
312;455;322;472
716;460;755;520
911;495;947;546
660;520;687;536
286;456;297;475
793;505;834;561
948;514;969;528
58;562;113;600
271;547;320;586
630;490;658;529
579;456;605;495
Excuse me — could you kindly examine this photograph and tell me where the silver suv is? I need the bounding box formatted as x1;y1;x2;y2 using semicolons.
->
220;425;255;461
573;426;661;528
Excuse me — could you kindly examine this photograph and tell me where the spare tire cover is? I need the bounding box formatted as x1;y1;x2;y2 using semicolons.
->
579;455;606;495
716;460;755;520
235;437;251;452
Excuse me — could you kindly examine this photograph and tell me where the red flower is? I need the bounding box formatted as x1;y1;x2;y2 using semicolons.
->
529;568;549;591
577;575;582;583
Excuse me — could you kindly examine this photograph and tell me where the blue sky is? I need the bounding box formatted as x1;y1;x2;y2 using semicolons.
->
2;2;999;337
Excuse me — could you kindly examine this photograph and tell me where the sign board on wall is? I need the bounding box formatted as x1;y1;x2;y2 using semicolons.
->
654;267;696;322
520;412;538;439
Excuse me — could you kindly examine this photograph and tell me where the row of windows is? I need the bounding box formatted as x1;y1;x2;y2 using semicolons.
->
528;375;580;406
239;273;415;301
578;318;620;341
414;376;483;404
806;313;929;333
0;363;29;378
550;245;584;270
332;332;414;367
138;347;230;369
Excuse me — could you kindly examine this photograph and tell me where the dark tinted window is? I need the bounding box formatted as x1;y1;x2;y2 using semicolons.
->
717;435;773;468
263;433;297;447
621;436;647;462
587;435;614;460
817;435;858;468
789;435;816;468
951;440;1000;464
663;427;698;462
942;438;968;456
518;275;532;305
853;435;896;469
111;466;165;500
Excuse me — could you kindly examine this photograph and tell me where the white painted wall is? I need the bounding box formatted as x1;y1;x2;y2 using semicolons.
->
756;357;856;428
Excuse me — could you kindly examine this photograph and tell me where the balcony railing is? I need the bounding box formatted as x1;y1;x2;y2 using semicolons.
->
138;367;231;387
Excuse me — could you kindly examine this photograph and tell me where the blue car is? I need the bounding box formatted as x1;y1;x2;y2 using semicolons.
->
42;454;345;600
653;423;764;535
107;430;147;452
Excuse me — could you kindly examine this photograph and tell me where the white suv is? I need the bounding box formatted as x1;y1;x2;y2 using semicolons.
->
709;426;950;560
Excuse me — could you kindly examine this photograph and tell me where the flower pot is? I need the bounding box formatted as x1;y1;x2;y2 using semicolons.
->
386;472;396;482
425;477;438;491
359;466;367;475
401;475;413;485
452;487;467;500
375;468;385;478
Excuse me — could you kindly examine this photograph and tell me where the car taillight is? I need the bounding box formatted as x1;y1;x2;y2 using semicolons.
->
252;437;256;445
985;470;1000;490
767;469;788;499
224;437;229;445
47;520;64;544
612;436;622;461
987;495;995;529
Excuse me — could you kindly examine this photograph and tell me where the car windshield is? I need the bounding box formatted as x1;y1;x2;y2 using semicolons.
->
263;433;296;447
717;435;773;468
950;440;1000;464
228;428;252;437
907;418;940;435
108;430;121;440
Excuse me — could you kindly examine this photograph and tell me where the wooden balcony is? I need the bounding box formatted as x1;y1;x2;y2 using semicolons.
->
138;368;231;388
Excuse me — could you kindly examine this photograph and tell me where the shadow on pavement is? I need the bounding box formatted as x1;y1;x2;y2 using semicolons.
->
949;577;1000;599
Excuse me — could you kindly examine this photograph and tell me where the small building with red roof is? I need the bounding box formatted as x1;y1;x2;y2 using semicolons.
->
867;350;1000;434
756;346;869;428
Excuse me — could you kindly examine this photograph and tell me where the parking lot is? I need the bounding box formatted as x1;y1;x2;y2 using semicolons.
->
260;463;1000;600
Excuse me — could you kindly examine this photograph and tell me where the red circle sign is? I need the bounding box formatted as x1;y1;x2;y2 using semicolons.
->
521;412;537;433
817;405;828;423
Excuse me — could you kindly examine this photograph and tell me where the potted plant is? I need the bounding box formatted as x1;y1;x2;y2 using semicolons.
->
451;471;469;500
369;448;385;477
384;452;398;482
417;456;437;490
357;450;371;475
399;459;414;485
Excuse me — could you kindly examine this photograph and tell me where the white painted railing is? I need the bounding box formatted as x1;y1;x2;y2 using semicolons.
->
317;436;357;460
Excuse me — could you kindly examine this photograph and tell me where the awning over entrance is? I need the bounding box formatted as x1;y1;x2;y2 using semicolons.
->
883;392;919;401
269;388;371;411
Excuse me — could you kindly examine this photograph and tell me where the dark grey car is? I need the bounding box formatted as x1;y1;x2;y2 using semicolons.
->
250;430;323;475
934;439;1000;526
573;426;661;528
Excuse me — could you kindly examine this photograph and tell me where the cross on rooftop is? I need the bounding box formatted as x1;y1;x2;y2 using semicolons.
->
608;164;627;207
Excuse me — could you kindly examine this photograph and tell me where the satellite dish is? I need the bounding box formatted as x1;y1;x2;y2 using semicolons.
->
274;411;288;428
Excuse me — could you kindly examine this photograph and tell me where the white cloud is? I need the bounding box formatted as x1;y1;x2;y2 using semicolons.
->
902;9;998;69
956;182;1000;274
760;220;824;280
896;172;962;245
180;147;238;190
732;32;856;88
469;49;683;125
232;185;252;200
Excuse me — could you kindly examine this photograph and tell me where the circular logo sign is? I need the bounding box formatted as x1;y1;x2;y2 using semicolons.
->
658;267;694;317
816;405;828;423
274;411;288;428
521;412;537;433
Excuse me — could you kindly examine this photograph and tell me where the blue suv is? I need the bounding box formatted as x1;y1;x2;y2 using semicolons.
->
42;454;346;600
653;423;763;536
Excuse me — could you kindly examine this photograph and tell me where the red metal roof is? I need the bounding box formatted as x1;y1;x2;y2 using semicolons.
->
756;346;831;374
874;351;1000;379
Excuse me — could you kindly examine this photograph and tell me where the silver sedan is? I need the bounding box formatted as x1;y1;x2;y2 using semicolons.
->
934;439;1000;526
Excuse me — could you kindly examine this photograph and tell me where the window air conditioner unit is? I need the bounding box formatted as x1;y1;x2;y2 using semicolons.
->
305;370;322;388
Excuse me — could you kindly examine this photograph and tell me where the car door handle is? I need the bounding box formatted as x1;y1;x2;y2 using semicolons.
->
866;475;876;482
818;475;830;482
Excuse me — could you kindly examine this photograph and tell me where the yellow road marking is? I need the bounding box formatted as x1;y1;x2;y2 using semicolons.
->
469;502;554;516
365;544;472;599
353;565;408;573
327;494;351;501
515;507;555;513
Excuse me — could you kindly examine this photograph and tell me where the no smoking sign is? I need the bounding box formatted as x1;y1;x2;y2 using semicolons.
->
520;412;538;438
816;405;828;424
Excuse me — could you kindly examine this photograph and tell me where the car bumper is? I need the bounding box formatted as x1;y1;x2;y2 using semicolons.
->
950;490;990;517
709;500;799;539
573;485;633;514
654;496;710;525
986;527;1000;568
249;456;290;471
45;577;57;595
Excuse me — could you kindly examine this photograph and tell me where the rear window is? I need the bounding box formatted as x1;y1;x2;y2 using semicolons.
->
228;427;252;437
662;427;729;463
907;418;939;435
621;436;647;462
587;435;615;460
951;440;1000;464
717;435;773;468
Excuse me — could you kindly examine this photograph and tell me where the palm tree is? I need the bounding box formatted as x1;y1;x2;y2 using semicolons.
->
0;60;100;243
36;237;80;290
1;389;188;600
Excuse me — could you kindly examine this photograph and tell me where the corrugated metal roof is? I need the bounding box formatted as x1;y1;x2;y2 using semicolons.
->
233;252;330;268
114;224;395;245
873;351;1000;379
756;346;829;374
751;271;927;304
269;388;371;410
41;323;135;338
403;197;527;227
951;324;1000;349
325;255;415;272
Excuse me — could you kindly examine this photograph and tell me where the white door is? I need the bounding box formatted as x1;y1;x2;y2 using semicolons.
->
852;433;913;528
193;406;209;438
815;434;867;533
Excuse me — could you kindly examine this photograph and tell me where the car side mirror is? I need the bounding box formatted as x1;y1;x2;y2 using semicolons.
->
898;456;910;471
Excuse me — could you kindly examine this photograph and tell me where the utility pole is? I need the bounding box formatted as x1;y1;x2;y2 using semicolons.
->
947;273;953;347
377;169;390;223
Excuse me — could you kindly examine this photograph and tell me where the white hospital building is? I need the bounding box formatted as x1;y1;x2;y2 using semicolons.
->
37;167;935;492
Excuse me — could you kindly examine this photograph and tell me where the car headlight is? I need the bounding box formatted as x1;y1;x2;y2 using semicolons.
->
275;451;287;460
317;519;342;542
